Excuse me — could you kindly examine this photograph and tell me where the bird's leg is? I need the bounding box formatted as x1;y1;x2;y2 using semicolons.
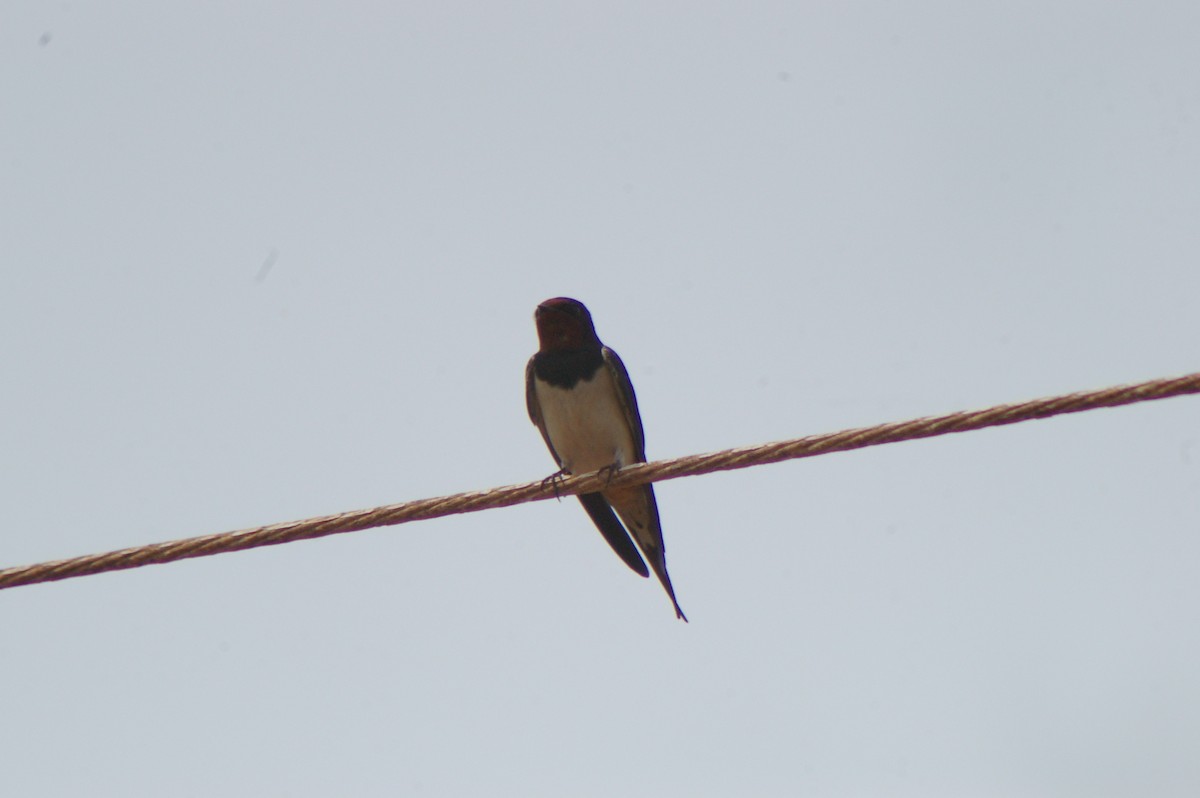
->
597;462;621;487
541;468;569;501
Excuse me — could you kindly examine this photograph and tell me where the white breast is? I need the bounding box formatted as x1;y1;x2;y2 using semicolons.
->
535;367;637;475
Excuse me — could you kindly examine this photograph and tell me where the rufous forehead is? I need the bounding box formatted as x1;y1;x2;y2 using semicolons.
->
537;297;587;313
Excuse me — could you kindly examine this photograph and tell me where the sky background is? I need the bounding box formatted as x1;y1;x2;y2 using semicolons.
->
2;3;1199;796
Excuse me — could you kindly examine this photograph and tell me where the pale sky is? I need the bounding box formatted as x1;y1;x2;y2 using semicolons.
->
3;4;1199;796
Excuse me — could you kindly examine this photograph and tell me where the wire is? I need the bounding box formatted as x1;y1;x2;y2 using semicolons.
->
1;371;1197;591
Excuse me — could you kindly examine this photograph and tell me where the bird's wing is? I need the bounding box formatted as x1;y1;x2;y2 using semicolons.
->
601;347;646;462
525;355;562;467
601;347;688;620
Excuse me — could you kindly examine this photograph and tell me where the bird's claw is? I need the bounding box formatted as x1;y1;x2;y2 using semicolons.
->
598;463;621;487
541;469;569;501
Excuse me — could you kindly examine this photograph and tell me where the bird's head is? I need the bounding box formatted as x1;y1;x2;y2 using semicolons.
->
534;297;601;351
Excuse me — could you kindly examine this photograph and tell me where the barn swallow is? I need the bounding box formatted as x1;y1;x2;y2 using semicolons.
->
525;297;687;621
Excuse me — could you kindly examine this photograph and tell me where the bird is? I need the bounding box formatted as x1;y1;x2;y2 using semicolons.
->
525;297;687;621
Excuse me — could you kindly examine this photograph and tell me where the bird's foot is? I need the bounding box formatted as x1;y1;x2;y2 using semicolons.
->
598;463;621;487
541;468;569;501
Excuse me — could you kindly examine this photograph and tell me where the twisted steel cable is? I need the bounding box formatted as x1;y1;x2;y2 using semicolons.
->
1;371;1197;591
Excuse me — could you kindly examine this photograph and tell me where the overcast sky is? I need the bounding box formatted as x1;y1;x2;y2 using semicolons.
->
3;3;1199;796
